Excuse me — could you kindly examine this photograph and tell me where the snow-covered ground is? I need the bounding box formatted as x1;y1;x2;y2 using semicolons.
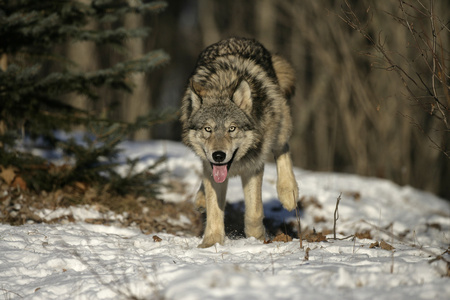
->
1;141;449;299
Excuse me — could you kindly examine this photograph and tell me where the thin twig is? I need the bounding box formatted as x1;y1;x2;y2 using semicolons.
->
333;193;342;240
295;204;303;249
390;223;395;274
361;219;450;264
0;288;23;299
270;253;275;275
337;0;449;160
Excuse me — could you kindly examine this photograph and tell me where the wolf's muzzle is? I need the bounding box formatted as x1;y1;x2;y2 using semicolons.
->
210;148;238;183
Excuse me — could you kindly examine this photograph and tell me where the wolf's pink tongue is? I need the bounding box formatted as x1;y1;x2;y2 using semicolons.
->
212;164;228;183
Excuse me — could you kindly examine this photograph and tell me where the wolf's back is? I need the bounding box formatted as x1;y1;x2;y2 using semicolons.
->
195;38;273;72
194;37;295;99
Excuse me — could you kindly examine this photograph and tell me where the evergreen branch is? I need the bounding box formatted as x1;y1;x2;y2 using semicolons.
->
92;0;168;17
83;106;178;139
1;0;170;196
84;49;170;89
0;1;166;54
0;49;169;104
73;27;151;43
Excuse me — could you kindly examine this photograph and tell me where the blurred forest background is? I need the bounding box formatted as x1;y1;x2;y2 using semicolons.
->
11;0;450;199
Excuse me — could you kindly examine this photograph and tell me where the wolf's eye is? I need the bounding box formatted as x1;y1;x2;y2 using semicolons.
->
229;126;236;132
204;126;212;132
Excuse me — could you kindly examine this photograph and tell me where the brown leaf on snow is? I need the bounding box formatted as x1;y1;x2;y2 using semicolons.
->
369;240;395;250
273;232;292;243
343;191;361;201
85;218;106;225
369;241;379;248
152;235;163;242
304;231;327;242
427;223;442;231
299;195;322;209
355;230;372;240
314;216;326;223
380;240;395;250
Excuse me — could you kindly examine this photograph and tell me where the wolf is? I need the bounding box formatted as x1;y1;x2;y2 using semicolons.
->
180;37;299;248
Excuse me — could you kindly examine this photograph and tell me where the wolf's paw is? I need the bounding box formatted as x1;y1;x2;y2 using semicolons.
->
245;226;266;241
197;234;224;248
277;179;299;211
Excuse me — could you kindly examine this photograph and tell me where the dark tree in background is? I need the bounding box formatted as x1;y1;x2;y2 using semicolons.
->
0;0;171;194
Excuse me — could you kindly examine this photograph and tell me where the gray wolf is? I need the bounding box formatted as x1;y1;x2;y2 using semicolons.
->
180;37;298;248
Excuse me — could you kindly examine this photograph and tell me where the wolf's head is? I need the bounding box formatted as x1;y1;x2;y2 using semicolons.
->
184;80;259;183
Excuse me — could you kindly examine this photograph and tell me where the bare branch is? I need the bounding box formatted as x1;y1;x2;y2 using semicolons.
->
338;0;449;158
333;193;342;240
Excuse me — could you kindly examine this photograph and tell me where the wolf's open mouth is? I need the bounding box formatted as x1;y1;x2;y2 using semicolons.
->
210;148;238;183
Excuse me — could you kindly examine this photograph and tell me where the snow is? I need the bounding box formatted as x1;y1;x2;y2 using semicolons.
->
1;141;449;299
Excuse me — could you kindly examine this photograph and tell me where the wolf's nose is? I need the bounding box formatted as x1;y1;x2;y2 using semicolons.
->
212;151;226;163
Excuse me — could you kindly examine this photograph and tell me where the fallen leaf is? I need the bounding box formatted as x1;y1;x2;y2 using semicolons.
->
0;165;18;185
273;232;292;242
427;223;442;231
369;241;379;248
355;230;372;240
380;240;395;250
153;235;162;242
304;231;327;242
74;181;88;191
300;195;322;209
85;218;105;224
11;175;27;190
369;240;395;251
314;216;326;223
343;191;361;201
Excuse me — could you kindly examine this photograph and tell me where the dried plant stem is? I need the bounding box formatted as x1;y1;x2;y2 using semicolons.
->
0;288;22;299
362;219;449;265
390;251;395;274
333;193;342;240
295;205;303;249
270;253;275;275
390;223;395;274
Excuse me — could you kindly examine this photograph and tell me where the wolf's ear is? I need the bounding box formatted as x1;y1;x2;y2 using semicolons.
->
232;80;252;113
189;79;205;113
190;79;207;98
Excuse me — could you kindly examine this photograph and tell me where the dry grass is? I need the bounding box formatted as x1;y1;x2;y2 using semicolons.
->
0;182;203;237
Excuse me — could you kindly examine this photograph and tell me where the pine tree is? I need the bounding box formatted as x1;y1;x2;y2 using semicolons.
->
0;0;171;195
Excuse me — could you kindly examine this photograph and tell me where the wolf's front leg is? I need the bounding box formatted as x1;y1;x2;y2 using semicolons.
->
242;168;266;240
198;176;228;248
273;143;299;211
194;183;206;213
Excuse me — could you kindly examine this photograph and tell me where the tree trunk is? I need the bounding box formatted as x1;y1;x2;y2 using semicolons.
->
123;5;151;141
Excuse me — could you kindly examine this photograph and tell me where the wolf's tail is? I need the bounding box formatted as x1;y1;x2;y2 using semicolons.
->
272;55;295;99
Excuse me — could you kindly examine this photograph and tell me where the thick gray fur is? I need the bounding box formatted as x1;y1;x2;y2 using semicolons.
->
180;37;298;248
